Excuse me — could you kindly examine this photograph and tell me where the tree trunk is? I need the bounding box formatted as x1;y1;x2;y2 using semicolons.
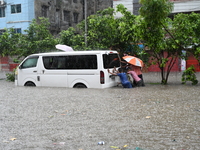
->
160;67;166;84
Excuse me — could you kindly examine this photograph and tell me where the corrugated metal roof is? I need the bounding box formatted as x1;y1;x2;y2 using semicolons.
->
113;0;200;18
172;0;200;13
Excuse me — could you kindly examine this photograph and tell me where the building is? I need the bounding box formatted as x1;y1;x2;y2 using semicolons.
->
113;0;200;16
171;0;200;14
0;0;113;35
0;0;113;71
113;0;133;18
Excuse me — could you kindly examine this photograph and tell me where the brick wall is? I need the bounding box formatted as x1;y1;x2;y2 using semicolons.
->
0;56;19;71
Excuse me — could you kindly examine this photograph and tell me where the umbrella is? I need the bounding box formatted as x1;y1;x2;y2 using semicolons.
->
55;44;74;52
123;55;144;67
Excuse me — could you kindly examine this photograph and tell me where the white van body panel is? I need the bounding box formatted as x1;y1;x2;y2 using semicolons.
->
15;50;120;88
17;57;41;86
40;70;68;87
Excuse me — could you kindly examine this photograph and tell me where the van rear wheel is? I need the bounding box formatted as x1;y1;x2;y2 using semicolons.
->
25;82;36;86
74;83;87;88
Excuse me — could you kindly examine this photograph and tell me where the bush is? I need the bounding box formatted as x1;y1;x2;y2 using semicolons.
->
182;65;198;85
6;68;16;82
6;72;15;82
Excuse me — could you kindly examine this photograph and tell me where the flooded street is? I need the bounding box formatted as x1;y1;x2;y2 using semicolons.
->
0;72;200;150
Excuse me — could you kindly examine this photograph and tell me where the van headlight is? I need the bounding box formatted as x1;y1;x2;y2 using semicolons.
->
15;67;18;80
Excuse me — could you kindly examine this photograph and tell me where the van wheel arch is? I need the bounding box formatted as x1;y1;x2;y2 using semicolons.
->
73;83;87;88
24;81;36;86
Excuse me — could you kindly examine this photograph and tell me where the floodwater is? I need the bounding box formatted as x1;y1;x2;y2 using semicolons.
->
0;72;200;150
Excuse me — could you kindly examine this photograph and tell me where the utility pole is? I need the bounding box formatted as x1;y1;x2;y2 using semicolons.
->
84;0;87;47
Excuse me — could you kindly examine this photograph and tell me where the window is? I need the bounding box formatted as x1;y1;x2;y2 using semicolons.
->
0;29;6;35
0;7;5;17
73;0;77;3
11;4;21;14
13;28;21;33
64;11;70;22
41;5;49;17
20;57;39;69
103;53;120;69
43;55;97;70
73;12;79;23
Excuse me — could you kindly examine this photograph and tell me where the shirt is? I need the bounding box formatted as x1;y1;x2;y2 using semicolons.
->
130;65;142;75
128;71;141;82
117;72;129;84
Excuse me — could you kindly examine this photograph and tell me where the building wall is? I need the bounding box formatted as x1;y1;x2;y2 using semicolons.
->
0;0;112;35
113;0;200;17
34;0;113;34
0;0;35;34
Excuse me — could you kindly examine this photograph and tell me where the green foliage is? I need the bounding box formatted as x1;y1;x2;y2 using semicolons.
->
13;58;20;63
59;27;85;50
139;0;200;84
1;3;200;86
182;65;198;85
21;17;58;57
6;71;15;82
0;17;58;57
59;5;139;55
0;28;23;56
172;13;200;59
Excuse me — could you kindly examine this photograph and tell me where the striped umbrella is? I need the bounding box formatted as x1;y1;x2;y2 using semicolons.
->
123;56;144;67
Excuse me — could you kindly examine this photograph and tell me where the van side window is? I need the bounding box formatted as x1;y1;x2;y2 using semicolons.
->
103;54;120;69
43;55;97;69
20;57;39;69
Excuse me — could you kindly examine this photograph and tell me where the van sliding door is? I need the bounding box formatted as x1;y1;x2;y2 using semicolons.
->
40;56;68;87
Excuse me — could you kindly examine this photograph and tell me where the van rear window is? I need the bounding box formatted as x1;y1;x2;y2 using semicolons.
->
103;53;120;69
43;55;97;69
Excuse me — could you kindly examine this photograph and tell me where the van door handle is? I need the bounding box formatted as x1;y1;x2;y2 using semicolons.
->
33;70;37;72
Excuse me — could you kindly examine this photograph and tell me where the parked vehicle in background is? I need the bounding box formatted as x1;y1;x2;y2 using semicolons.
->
15;50;120;88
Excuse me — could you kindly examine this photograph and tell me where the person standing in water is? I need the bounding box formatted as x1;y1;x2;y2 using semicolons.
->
130;65;145;86
108;67;132;88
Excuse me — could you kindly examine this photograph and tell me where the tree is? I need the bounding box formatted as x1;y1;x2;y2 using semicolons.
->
0;28;23;56
60;5;142;56
59;27;86;50
0;17;58;58
139;0;200;84
172;13;200;60
20;17;58;57
59;2;200;85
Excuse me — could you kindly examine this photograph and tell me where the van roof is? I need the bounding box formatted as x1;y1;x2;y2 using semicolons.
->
30;50;118;56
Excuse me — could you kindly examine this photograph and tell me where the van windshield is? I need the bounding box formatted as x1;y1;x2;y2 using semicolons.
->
103;53;120;69
20;56;39;69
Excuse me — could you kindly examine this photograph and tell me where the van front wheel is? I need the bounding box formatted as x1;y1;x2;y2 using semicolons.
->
74;83;87;88
25;82;36;86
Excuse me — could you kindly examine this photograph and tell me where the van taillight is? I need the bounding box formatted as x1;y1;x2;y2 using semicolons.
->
100;71;105;84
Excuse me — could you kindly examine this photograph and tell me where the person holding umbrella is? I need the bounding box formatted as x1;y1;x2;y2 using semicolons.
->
127;67;143;87
129;65;144;87
123;55;145;86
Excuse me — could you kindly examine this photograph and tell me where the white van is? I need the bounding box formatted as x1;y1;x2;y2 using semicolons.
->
15;50;121;88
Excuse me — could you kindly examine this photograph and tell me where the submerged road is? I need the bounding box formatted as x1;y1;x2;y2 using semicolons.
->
0;72;200;150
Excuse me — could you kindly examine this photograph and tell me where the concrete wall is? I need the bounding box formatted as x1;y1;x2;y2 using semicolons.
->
34;0;113;34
